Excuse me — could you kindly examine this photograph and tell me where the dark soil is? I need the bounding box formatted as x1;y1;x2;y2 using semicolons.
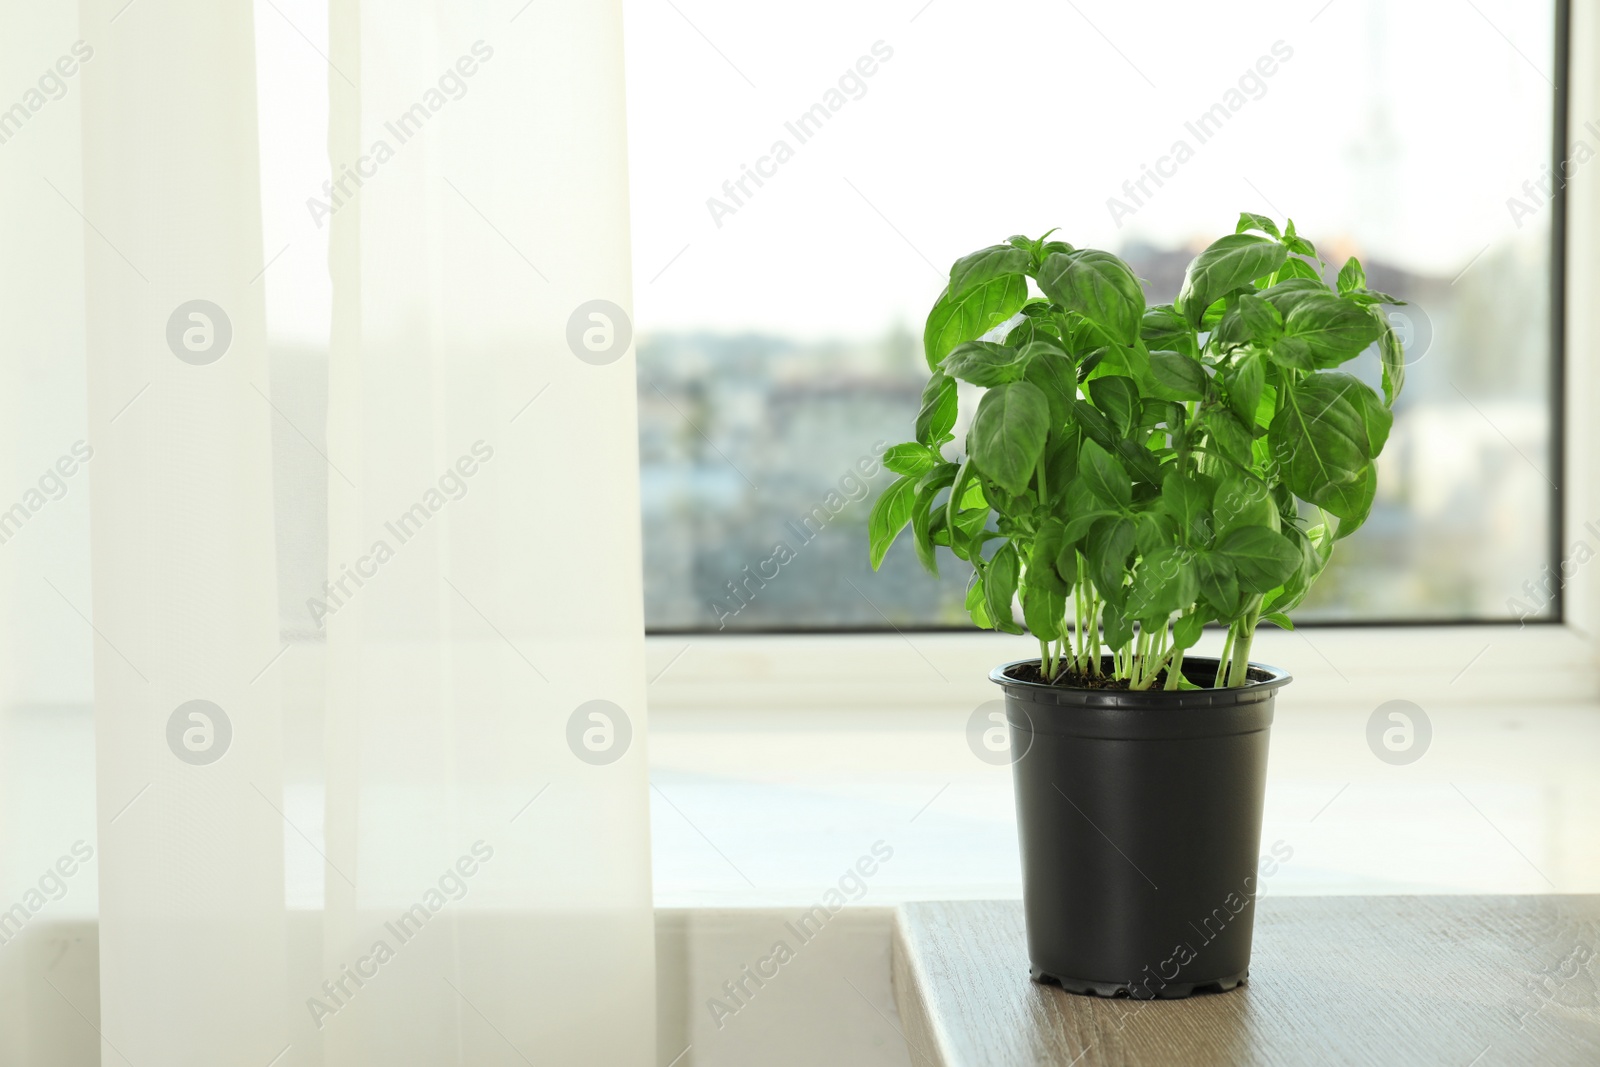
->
1008;659;1267;690
1010;662;1180;690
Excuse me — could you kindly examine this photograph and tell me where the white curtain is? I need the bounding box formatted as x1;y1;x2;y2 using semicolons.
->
0;0;654;1063
0;3;98;1062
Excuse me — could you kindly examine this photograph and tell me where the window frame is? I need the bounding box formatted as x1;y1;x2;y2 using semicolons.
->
646;0;1599;708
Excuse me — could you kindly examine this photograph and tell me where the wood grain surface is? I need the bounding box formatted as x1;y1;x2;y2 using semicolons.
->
891;896;1600;1066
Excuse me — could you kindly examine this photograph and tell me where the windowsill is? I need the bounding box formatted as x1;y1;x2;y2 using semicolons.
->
648;691;1600;909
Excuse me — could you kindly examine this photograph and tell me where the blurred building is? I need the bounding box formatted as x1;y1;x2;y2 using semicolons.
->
639;240;1554;630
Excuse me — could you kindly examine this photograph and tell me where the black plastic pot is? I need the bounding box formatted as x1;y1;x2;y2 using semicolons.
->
991;655;1290;999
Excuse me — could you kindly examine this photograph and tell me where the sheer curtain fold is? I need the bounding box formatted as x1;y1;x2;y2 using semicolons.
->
320;0;653;1060
79;1;288;1060
0;0;653;1062
0;2;98;1061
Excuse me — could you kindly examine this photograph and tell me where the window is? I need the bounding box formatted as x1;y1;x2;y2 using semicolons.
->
625;0;1564;631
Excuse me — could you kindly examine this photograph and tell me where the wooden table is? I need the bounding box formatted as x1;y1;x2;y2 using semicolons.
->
891;897;1600;1066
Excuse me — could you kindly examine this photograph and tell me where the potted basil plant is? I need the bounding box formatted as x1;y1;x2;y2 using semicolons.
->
869;213;1404;997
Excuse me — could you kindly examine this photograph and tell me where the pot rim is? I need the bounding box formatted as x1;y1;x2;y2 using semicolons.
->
990;655;1291;711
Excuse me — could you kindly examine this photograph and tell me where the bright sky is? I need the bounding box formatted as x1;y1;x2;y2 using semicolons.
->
622;0;1556;338
249;0;1557;346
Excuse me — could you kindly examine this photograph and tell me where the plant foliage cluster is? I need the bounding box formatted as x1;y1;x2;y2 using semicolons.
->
869;213;1406;689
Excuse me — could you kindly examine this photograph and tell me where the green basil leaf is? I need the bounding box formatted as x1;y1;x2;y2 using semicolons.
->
1274;256;1323;283
883;442;938;477
1061;475;1113;543
1236;211;1280;238
1215;525;1301;594
965;574;993;629
1076;348;1106;380
1023;345;1077;430
1070;397;1115;451
1269;336;1317;372
953;484;991;539
910;499;939;575
1030;518;1070;595
1194;551;1242;617
1101;601;1133;650
1280;293;1384;368
1176;233;1288;327
1330;464;1378;535
1336;256;1366;296
1213;293;1283;350
1172;610;1206;649
1348;288;1405;306
1339;375;1393;456
944;463;991;561
1258;277;1327;317
1378;315;1405;407
1090;341;1153;385
1265;523;1334;615
1003;318;1049;349
1115;438;1165;489
1021;581;1065;640
970;381;1050;496
942;341;1031;386
917;460;961;492
1271;372;1370;510
1017;335;1070;360
1236;292;1284;339
948;244;1031;299
1203;408;1254;468
1085;516;1135;606
1212;472;1276;540
1134;510;1177;557
1062;510;1108;547
1148;350;1208;400
1055;534;1084;579
1282;232;1317;258
1077;439;1131;508
1161;471;1210;544
1127;547;1198;623
924;274;1028;370
910;463;959;575
1006;310;1062;348
946;457;974;554
1262;611;1293;630
984;541;1023;634
1140;304;1199;358
1036;249;1146;345
1225;349;1266;426
1140;398;1185;432
1087;374;1140;438
1043;433;1080;505
915;373;958;447
868;474;917;570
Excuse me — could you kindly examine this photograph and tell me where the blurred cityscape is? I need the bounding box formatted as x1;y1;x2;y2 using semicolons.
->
639;239;1556;631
